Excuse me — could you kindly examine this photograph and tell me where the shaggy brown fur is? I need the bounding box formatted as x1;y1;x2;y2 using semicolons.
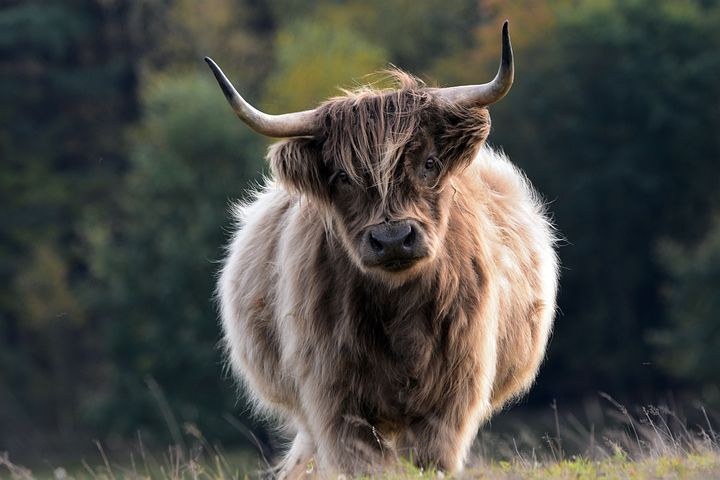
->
218;72;558;477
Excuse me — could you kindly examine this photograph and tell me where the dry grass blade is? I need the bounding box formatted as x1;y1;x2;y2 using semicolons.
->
0;453;33;480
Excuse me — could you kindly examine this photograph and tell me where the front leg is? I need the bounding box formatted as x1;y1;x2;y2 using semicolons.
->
299;387;396;476
400;390;492;472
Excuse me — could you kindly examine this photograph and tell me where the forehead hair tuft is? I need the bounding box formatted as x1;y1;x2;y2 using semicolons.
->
317;70;434;203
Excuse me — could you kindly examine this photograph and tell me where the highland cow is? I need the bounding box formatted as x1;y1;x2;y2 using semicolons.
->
209;22;558;478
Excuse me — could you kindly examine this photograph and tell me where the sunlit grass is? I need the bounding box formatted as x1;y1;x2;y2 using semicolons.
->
471;451;720;479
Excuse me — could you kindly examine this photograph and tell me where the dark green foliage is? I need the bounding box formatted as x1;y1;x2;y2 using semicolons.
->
653;218;720;404
2;0;720;454
264;0;480;73
489;0;720;398
263;18;387;111
0;0;138;443
83;74;265;440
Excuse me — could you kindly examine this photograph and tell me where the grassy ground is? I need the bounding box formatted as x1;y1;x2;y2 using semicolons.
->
471;452;720;479
3;398;719;479
3;451;719;480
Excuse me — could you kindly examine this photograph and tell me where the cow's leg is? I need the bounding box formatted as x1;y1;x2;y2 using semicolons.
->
299;392;395;476
278;429;315;480
316;416;392;476
399;397;491;473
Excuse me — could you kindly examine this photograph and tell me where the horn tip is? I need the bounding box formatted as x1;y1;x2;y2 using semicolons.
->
203;57;237;105
501;20;513;68
204;57;218;69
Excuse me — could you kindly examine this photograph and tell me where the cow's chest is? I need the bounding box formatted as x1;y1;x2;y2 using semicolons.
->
342;300;450;420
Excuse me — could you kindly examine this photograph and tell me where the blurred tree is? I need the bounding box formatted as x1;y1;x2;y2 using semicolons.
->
429;0;564;84
0;0;275;449
139;0;275;95
263;18;387;111
13;244;84;435
0;0;140;444
3;0;720;453
469;0;720;399
264;0;479;80
346;0;480;73
83;72;266;442
653;216;720;405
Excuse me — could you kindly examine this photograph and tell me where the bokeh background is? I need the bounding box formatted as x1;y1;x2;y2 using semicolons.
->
1;0;719;468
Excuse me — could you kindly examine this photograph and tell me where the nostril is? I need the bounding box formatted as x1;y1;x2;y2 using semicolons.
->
403;227;416;249
369;232;384;253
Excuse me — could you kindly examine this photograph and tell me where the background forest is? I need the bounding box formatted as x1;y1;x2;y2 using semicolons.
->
1;0;719;466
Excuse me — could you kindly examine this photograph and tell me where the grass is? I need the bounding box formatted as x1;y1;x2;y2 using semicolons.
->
3;451;719;480
471;452;720;479
5;451;718;480
2;396;719;479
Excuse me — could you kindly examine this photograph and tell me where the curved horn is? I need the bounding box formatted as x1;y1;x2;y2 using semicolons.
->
204;57;320;137
436;20;514;106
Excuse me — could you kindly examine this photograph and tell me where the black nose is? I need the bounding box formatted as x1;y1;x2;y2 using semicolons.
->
368;222;416;258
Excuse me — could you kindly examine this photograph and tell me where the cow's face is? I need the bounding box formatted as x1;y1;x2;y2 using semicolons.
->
325;126;450;283
270;90;490;285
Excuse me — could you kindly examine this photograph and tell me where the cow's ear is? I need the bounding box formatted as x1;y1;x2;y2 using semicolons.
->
268;137;329;201
437;106;491;171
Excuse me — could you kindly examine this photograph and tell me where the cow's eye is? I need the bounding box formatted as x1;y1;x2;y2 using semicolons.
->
425;156;437;170
331;170;350;185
